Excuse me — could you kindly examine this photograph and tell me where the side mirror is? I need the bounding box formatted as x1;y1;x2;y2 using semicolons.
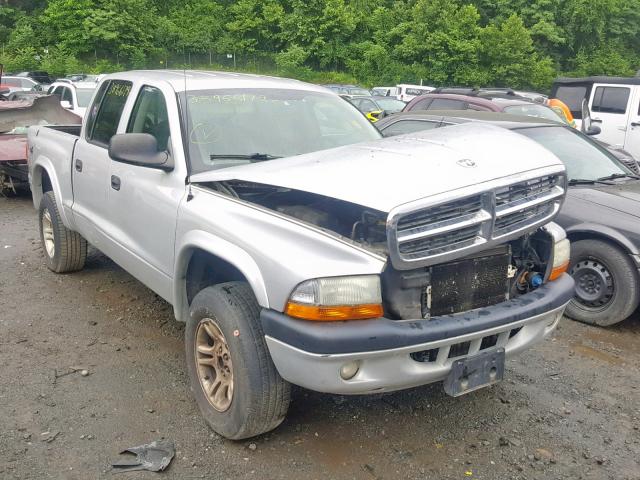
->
585;125;601;136
109;133;173;170
581;98;593;133
60;100;72;109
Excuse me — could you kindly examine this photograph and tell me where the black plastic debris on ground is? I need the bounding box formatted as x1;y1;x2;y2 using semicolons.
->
111;440;175;473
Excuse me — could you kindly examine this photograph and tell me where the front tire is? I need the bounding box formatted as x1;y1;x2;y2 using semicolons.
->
565;239;639;326
38;191;87;273
186;282;290;439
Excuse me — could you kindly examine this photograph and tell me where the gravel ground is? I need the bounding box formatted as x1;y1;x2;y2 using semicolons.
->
1;194;639;480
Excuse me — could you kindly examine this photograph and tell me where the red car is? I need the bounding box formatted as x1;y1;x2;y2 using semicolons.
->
0;96;81;194
403;92;565;123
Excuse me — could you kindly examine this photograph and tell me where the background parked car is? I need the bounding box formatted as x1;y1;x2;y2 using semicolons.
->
47;81;97;117
16;71;54;86
371;86;398;96
323;84;371;96
403;91;567;124
0;76;44;93
395;84;435;101
377;110;640;326
551;76;640;159
347;95;406;121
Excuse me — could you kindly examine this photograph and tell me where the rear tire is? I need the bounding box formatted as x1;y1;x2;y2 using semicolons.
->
565;239;639;326
38;191;87;273
185;282;290;439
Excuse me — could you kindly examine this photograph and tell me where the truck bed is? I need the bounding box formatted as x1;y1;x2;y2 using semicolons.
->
28;124;81;217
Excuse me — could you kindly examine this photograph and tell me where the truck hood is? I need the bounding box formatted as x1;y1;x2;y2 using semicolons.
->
190;123;565;212
567;181;640;219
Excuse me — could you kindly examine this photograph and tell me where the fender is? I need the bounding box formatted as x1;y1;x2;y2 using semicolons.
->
173;229;269;322
564;222;640;256
30;158;77;230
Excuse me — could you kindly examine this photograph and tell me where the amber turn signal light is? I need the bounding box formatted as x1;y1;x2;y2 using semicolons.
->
285;302;383;321
548;260;569;281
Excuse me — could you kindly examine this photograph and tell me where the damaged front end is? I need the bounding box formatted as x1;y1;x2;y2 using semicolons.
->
201;180;389;254
198;169;568;322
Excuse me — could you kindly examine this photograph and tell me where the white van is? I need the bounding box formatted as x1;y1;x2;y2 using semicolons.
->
551;76;640;159
396;84;435;102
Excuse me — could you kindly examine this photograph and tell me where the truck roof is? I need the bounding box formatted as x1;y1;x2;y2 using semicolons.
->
104;70;330;94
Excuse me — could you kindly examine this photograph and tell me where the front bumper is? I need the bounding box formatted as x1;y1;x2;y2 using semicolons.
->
262;273;574;394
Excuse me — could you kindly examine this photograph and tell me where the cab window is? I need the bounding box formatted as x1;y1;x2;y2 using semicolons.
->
126;86;170;151
87;80;132;146
62;87;73;104
592;86;630;114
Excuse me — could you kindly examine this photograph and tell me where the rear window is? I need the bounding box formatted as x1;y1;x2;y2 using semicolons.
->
592;86;630;114
503;104;564;122
554;85;588;118
428;98;466;110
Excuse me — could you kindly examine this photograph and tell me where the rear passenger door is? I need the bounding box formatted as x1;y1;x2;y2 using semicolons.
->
72;80;132;247
589;83;632;147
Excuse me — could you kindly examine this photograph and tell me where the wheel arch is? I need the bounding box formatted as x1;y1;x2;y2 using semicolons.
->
565;223;639;257
173;230;269;322
30;159;73;228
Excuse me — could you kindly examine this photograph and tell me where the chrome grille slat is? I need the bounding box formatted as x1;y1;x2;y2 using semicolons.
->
398;210;491;243
388;173;566;268
495;186;564;218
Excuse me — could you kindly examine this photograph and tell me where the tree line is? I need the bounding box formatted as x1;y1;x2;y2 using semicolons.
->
0;0;639;90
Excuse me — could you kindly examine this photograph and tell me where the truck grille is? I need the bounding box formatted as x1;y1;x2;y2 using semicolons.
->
388;172;565;269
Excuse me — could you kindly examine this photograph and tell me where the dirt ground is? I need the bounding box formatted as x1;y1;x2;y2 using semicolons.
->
1;194;639;480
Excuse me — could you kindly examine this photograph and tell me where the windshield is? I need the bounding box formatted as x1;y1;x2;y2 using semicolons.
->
516;126;631;181
375;98;406;112
503;104;564;122
76;88;96;107
181;88;381;174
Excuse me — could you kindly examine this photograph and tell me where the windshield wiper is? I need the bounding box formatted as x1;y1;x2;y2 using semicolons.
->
209;153;282;161
568;178;615;186
597;173;640;181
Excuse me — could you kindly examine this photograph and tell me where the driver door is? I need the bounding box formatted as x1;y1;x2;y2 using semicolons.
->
106;84;186;301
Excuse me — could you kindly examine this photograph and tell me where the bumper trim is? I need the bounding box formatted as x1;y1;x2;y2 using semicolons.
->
265;303;567;394
261;273;574;355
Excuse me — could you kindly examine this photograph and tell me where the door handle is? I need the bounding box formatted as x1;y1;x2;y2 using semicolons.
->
591;118;603;123
75;158;83;172
631;122;640;127
110;175;121;191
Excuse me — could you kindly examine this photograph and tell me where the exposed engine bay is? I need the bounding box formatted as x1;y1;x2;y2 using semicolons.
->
201;180;556;320
381;229;554;319
202;180;388;250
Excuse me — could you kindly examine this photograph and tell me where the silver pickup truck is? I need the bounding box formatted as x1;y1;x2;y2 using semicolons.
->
28;70;574;439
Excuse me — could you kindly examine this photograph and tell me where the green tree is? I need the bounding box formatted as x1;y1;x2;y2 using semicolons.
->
479;14;555;89
392;0;485;86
